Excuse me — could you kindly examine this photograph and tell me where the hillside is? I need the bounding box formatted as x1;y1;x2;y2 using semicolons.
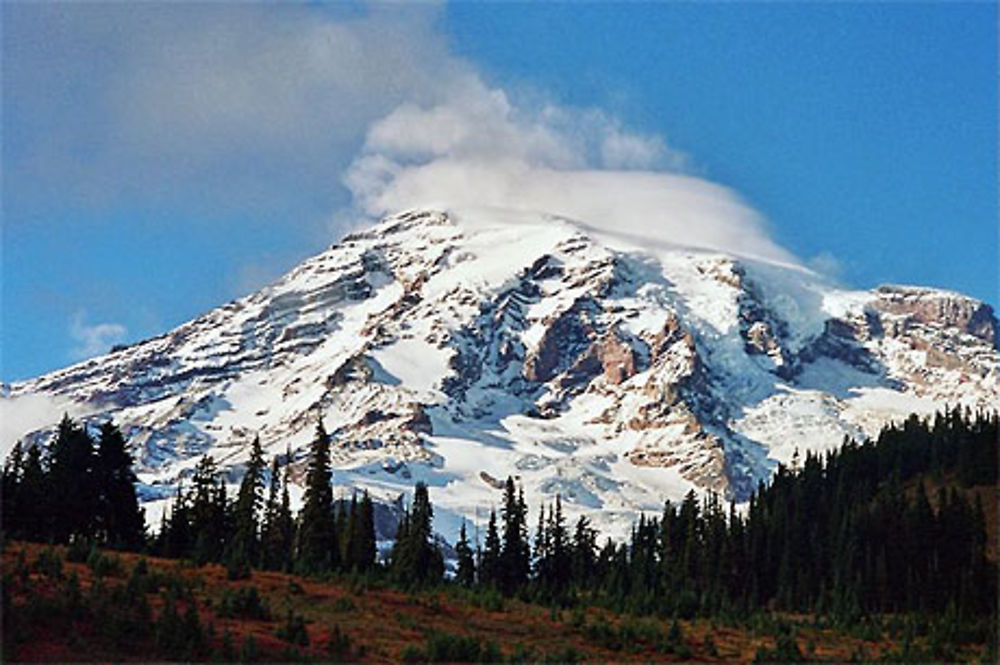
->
4;541;989;664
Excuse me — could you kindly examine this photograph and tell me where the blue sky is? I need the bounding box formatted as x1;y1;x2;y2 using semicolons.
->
2;2;996;381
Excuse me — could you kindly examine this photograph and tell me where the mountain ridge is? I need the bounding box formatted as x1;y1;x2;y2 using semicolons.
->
6;209;997;541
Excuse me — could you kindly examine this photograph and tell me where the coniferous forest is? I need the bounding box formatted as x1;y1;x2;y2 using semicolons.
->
2;408;996;662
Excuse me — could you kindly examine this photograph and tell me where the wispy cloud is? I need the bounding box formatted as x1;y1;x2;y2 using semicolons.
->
69;311;127;360
8;3;800;271
346;82;795;264
0;393;86;458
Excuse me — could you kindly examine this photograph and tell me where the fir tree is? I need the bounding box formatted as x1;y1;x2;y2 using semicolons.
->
297;421;338;572
390;482;443;585
230;436;265;569
499;477;530;594
47;415;98;542
455;521;476;587
94;421;145;549
480;509;501;589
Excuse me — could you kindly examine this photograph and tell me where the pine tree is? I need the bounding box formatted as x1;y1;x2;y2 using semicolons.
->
570;515;597;589
260;456;282;569
276;460;295;571
188;455;227;563
547;494;570;596
455;521;476;587
230;436;265;570
390;482;443;585
499;477;529;594
357;491;377;571
297;421;338;572
2;441;24;538
94;421;145;549
47;415;99;542
481;509;501;589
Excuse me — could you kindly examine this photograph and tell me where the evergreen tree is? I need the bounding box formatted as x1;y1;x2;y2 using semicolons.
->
1;441;24;538
357;491;377;571
260;455;284;569
47;415;99;542
546;494;570;597
455;521;476;587
570;515;597;589
188;455;228;563
499;477;530;594
480;510;501;589
230;436;265;569
297;421;338;572
390;482;443;585
94;422;145;549
275;460;296;571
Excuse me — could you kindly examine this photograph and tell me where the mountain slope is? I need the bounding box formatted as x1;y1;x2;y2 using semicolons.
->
7;209;998;540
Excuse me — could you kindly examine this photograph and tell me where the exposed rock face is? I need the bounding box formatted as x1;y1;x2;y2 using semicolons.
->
874;286;997;344
6;209;998;540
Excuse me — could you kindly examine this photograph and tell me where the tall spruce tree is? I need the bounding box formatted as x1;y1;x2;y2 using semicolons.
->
260;456;282;569
94;421;145;549
357;491;377;571
1;441;24;538
47;415;99;542
499;477;530;594
455;521;476;587
480;509;501;589
390;482;443;585
231;436;265;569
297;421;338;572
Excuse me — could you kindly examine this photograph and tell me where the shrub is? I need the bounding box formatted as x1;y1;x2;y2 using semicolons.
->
33;547;63;579
275;608;309;646
401;630;497;663
216;586;271;620
87;549;124;578
326;623;352;661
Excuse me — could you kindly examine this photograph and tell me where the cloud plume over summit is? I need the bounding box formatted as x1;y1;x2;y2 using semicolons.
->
7;2;797;265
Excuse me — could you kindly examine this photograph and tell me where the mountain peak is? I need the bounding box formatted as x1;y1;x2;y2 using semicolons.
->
7;209;998;541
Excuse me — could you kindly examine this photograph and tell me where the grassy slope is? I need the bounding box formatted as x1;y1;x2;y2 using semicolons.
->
8;541;982;664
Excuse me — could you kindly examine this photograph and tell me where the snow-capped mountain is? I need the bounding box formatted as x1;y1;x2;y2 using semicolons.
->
7;209;998;540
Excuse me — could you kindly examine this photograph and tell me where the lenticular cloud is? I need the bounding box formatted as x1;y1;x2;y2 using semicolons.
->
345;83;797;266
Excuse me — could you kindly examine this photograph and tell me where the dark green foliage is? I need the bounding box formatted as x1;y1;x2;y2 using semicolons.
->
229;435;265;574
390;482;444;585
297;421;339;572
455;521;476;587
499;477;530;594
326;623;353;661
216;585;272;620
33;546;64;579
260;452;295;572
275;608;310;646
87;546;125;577
479;509;502;589
94;421;146;549
401;629;499;663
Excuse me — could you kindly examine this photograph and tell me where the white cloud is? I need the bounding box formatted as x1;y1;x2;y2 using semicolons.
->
0;393;86;459
8;3;800;268
5;3;471;219
346;83;795;265
70;312;127;360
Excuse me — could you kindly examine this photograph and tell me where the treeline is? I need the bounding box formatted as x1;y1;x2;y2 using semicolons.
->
446;408;997;625
156;423;378;579
2;416;144;550
2;408;995;626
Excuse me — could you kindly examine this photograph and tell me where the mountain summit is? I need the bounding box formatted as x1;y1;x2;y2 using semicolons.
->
8;209;998;539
